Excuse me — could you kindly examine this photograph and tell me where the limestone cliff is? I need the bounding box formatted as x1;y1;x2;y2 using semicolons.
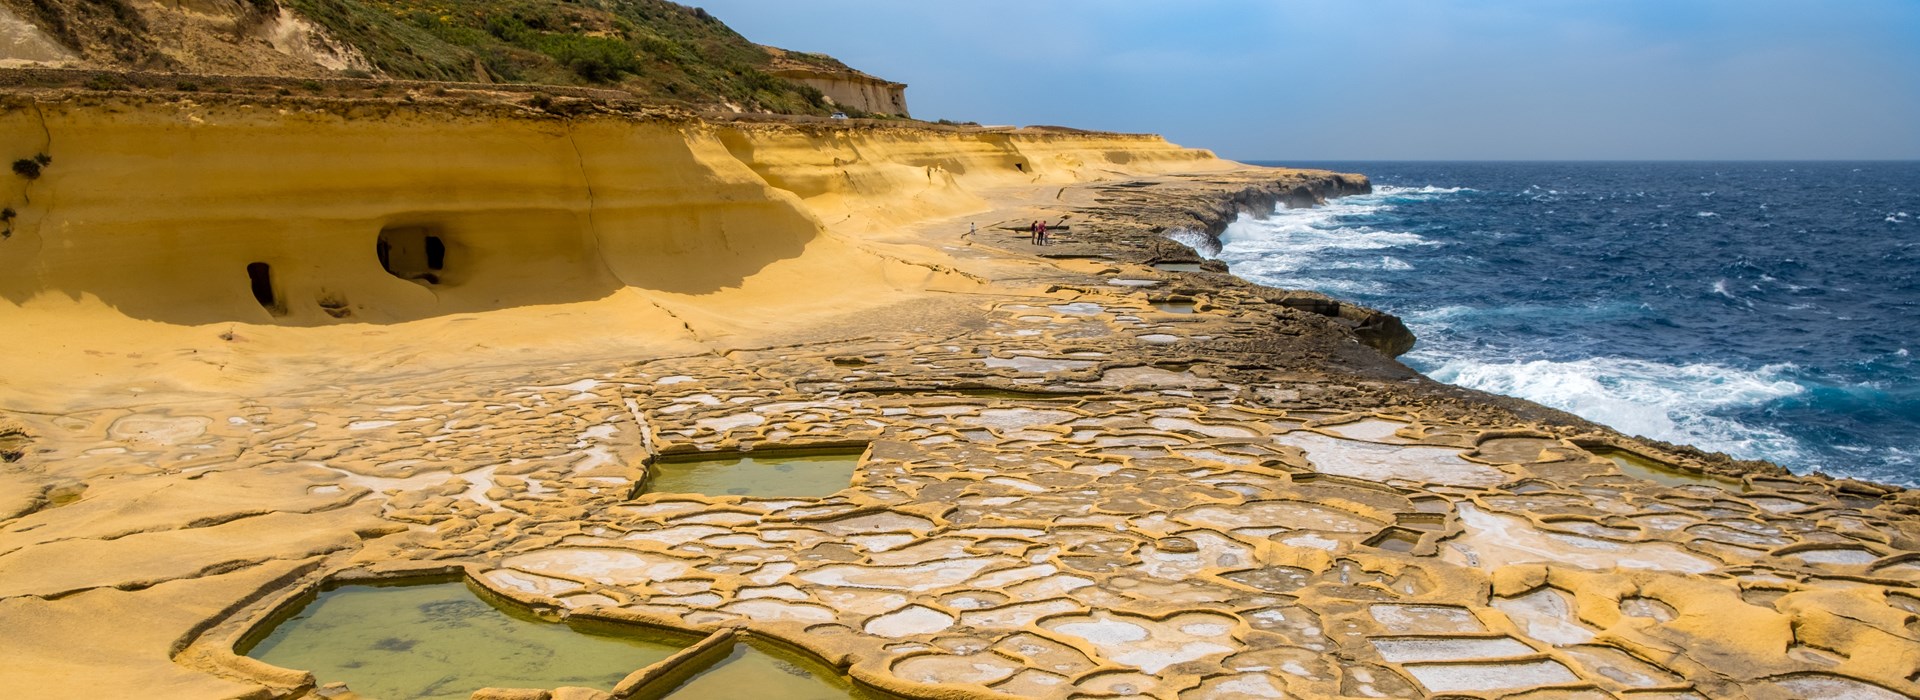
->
0;93;1218;330
765;46;908;117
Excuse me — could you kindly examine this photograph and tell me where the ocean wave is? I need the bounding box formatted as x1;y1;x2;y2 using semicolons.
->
1163;227;1218;256
1379;185;1473;195
1404;301;1648;331
1221;225;1433;256
1414;354;1808;462
1211;195;1440;301
1376;185;1474;201
1215;162;1920;484
1215;224;1431;293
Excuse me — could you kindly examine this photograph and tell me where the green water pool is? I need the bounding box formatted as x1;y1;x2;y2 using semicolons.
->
242;581;692;699
1595;447;1744;490
659;641;889;700
643;450;862;498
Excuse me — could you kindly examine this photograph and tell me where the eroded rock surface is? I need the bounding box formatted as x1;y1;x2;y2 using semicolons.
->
8;293;1916;699
0;97;1915;700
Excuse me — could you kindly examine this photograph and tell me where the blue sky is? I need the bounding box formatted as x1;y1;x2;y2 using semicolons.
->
695;0;1920;160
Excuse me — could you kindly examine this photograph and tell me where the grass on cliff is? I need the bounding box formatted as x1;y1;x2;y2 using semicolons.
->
278;0;831;113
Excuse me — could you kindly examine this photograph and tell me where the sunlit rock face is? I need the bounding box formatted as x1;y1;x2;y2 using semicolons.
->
1;93;1915;700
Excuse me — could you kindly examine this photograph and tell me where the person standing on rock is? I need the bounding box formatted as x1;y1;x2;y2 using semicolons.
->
1038;220;1049;245
1030;220;1041;245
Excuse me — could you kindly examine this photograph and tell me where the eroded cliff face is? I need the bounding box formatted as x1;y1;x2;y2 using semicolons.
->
0;97;1217;325
0;92;1239;405
768;68;909;117
0;0;372;75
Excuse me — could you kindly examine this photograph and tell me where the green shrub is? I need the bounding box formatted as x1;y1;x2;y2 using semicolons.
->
83;74;124;91
12;159;42;179
250;0;864;114
538;35;640;83
797;84;826;109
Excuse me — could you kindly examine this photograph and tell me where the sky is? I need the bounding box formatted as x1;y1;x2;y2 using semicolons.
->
694;0;1920;161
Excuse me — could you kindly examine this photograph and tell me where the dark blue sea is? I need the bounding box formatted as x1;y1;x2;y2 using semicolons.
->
1232;162;1920;486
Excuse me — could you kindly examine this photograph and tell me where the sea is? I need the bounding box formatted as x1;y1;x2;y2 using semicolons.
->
1228;161;1920;486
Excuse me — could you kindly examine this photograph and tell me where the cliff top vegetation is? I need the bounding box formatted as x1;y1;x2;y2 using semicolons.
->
1;0;851;115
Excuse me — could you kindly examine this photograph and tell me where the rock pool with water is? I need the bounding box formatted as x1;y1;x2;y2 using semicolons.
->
242;581;690;699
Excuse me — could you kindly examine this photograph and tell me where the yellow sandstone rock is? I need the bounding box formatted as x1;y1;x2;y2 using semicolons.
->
1;91;1916;700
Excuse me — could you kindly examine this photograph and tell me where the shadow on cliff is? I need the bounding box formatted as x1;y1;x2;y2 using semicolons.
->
0;206;818;326
0;114;822;326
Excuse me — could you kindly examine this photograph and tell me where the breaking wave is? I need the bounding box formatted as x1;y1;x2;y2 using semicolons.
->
1417;354;1809;461
1161;227;1219;257
1223;161;1920;485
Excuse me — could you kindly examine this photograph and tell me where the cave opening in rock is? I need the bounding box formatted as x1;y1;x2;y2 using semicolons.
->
424;234;445;271
246;262;282;314
377;226;445;285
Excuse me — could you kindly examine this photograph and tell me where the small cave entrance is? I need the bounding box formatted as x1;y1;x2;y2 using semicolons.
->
246;262;285;315
1013;162;1027;173
377;226;446;285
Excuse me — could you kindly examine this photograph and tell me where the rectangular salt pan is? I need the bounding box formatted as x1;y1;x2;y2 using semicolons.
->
645;449;862;498
1370;636;1536;663
1402;659;1580;692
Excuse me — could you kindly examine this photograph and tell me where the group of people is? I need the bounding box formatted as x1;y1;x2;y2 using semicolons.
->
965;220;1059;245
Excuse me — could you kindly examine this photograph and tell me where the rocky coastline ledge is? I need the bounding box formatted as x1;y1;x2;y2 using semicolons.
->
2;88;1918;700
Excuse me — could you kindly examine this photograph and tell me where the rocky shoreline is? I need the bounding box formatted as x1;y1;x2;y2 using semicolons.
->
2;94;1919;699
1045;171;1858;488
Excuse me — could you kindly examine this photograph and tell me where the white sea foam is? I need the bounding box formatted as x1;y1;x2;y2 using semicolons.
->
1163;227;1219;256
1210;192;1442;296
1415;354;1808;462
1379;185;1474;199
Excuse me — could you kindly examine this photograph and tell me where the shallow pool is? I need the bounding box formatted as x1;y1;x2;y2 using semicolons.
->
1594;447;1743;490
644;449;863;498
661;641;889;699
242;580;691;700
